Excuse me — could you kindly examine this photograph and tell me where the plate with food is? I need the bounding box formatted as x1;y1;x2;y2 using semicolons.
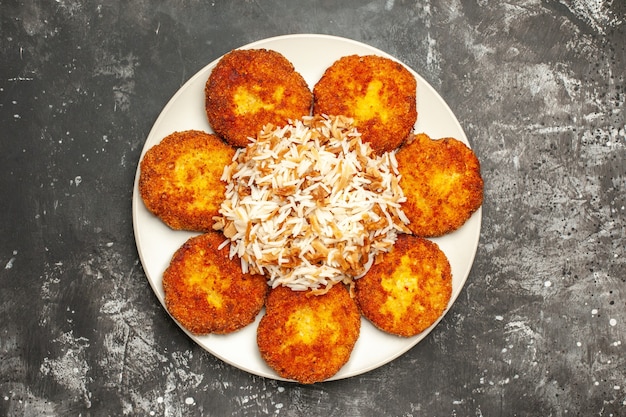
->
132;34;483;383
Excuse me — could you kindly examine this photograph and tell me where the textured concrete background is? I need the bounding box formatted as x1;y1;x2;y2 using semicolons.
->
1;1;624;416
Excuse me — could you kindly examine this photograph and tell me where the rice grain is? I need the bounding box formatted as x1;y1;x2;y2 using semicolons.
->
214;115;410;293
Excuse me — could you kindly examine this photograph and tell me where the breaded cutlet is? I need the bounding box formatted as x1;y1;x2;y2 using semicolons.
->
162;231;268;335
396;133;483;237
313;54;417;154
355;234;452;337
257;284;360;384
205;48;313;148
139;130;236;232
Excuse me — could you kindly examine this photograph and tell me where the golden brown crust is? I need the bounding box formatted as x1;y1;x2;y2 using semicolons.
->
396;133;484;237
205;49;313;147
138;130;235;232
162;231;268;335
257;284;361;384
355;234;452;337
313;55;417;154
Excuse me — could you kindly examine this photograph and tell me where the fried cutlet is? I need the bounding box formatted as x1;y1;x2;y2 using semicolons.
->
257;284;361;384
313;54;417;154
205;49;313;148
396;133;484;237
355;234;452;337
138;130;235;232
162;231;268;335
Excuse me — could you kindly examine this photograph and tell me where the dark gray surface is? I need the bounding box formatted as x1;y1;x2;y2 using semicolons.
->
1;1;624;416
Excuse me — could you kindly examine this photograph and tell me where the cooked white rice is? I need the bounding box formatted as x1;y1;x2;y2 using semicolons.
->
213;114;410;293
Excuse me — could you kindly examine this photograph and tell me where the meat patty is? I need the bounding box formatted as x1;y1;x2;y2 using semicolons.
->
205;48;313;148
313;54;417;154
162;231;268;335
139;130;235;232
355;234;452;337
257;284;361;384
396;133;484;237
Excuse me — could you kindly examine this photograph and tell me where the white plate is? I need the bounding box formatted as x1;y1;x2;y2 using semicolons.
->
132;34;482;381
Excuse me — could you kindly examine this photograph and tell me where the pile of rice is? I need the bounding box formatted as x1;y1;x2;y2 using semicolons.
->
213;114;410;293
